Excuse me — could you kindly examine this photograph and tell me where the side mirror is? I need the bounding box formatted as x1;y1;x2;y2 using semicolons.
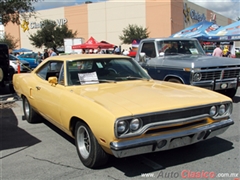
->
159;52;165;56
139;52;147;63
48;77;58;86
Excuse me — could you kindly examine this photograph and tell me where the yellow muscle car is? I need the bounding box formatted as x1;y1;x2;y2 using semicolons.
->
13;54;234;168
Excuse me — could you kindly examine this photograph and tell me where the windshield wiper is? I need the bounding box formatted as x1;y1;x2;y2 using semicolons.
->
79;79;116;83
99;79;117;83
115;76;150;81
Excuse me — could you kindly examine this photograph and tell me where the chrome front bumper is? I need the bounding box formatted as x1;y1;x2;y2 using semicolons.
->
110;119;234;158
192;78;239;90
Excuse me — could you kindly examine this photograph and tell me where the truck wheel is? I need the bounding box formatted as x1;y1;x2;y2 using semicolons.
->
168;78;182;84
22;96;42;123
9;83;15;93
75;121;109;168
0;67;3;82
221;88;237;99
9;66;15;80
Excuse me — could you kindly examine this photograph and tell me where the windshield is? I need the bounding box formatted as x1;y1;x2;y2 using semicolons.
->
9;54;18;60
67;58;151;85
157;40;205;55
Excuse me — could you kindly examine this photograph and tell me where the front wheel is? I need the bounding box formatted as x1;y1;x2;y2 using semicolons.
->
218;88;237;99
22;96;42;123
167;78;182;83
75;121;109;168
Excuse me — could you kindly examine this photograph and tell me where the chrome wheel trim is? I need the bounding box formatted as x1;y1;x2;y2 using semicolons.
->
24;99;30;120
77;126;91;159
0;68;3;82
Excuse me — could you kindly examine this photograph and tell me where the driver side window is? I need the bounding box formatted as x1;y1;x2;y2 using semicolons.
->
36;61;63;82
141;42;156;58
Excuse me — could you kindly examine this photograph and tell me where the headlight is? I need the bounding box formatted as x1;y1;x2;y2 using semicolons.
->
130;118;141;131
193;73;202;82
117;120;128;133
209;106;217;116
218;104;226;116
210;103;232;119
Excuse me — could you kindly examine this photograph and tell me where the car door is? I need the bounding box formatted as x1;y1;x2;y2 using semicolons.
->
33;60;65;125
140;41;165;80
19;53;38;68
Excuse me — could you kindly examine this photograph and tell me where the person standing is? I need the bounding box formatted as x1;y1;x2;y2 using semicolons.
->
212;43;222;57
48;48;57;56
35;51;43;65
43;49;49;59
222;45;231;57
96;46;103;54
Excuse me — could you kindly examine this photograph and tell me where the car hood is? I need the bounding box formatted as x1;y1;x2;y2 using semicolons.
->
161;54;240;68
71;80;230;117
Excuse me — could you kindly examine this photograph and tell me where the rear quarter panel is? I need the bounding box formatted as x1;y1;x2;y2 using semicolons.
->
13;72;37;107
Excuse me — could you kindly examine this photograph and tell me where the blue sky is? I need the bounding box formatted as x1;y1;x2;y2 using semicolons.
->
33;0;240;21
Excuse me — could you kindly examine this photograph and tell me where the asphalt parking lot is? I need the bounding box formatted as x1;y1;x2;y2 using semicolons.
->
1;88;240;180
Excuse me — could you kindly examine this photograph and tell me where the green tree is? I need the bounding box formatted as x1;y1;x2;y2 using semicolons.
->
0;0;41;26
237;17;240;21
119;24;149;44
0;33;18;49
29;19;77;50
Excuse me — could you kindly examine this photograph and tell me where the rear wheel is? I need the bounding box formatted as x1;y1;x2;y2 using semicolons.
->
167;78;182;84
22;96;42;123
75;121;109;168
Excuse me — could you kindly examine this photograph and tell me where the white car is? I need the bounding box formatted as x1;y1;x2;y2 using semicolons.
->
9;54;30;72
235;47;240;53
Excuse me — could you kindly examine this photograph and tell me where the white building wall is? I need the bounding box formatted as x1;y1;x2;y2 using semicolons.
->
88;1;146;49
20;7;65;52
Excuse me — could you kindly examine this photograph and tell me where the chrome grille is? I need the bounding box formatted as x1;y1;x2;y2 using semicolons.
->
223;69;240;78
141;106;210;126
199;66;240;81
201;71;221;81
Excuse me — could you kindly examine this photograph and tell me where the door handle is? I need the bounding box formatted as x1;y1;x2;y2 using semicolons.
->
36;86;41;90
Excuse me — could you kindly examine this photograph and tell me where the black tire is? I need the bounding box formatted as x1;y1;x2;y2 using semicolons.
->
168;78;182;83
75;121;109;168
22;96;42;123
0;67;3;82
219;88;237;99
0;67;5;87
9;83;15;93
8;66;15;80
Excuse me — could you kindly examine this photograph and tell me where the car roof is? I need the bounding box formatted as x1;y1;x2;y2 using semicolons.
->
141;37;198;41
46;54;130;61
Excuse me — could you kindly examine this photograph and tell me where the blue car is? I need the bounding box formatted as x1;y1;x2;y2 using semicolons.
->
18;52;39;69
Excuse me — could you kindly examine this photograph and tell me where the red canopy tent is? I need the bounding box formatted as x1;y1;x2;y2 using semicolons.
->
72;36;115;49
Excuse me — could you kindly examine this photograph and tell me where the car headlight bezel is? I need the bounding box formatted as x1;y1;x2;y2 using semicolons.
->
129;118;142;132
115;118;143;137
209;106;217;116
117;120;129;134
210;102;232;119
218;104;226;116
193;72;202;82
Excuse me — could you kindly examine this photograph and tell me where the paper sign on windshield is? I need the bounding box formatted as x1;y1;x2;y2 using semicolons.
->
78;72;99;84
